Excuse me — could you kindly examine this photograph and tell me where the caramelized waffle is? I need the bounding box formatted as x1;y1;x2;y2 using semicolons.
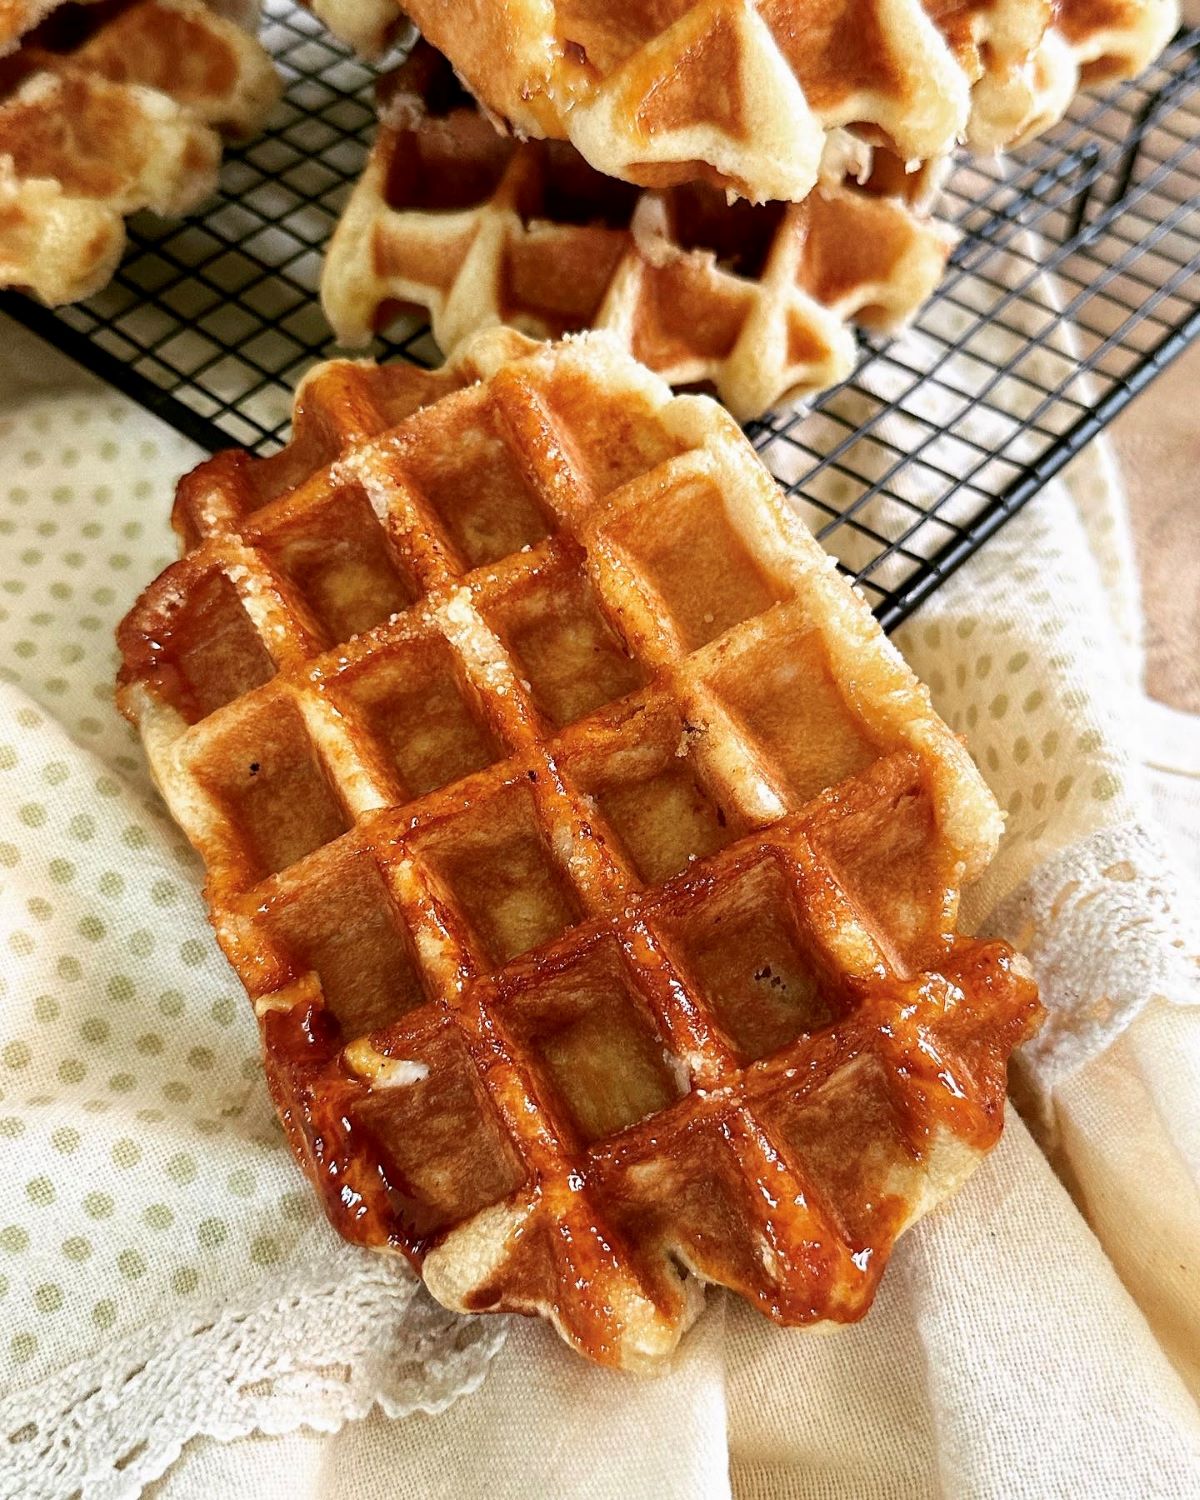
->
0;0;280;304
322;48;954;422
117;329;1041;1370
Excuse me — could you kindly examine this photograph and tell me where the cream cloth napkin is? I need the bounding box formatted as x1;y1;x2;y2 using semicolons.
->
0;312;1197;1499
0;325;504;1500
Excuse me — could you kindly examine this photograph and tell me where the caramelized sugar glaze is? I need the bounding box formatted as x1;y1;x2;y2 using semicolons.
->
118;332;1040;1369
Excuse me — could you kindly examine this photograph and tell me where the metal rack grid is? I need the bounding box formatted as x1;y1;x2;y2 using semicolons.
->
2;7;1197;630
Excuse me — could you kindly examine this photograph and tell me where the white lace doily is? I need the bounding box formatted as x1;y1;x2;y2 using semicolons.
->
0;1250;504;1500
993;822;1200;1093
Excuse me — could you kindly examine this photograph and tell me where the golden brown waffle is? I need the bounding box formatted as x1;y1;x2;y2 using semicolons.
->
386;0;965;202
1049;0;1178;95
966;0;1179;147
301;0;403;59
321;49;954;423
0;0;280;304
1;0;60;54
311;2;1177;198
933;0;1062;147
117;329;1041;1371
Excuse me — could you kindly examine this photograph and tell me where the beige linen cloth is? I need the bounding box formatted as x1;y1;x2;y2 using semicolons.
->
0;301;1197;1499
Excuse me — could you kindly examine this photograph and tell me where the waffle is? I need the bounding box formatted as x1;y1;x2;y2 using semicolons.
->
378;0;1062;203
0;0;280;304
301;0;402;59
1;0;67;55
313;1;1179;198
967;0;1179;147
1048;0;1178;99
936;0;1063;147
117;329;1041;1370
321;49;954;423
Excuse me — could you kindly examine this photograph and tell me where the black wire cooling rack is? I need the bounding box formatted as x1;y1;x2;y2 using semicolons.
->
2;7;1198;629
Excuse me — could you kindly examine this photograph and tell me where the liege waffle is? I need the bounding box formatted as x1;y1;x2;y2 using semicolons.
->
313;1;1177;200
0;0;280;305
935;0;1065;147
321;48;954;423
117;329;1042;1370
300;0;402;60
965;0;1180;148
1;0;68;54
374;0;982;203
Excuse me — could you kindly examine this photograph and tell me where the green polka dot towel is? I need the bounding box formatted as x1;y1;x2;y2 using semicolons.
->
0;326;500;1500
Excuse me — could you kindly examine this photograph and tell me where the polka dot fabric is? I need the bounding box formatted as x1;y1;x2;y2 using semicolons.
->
0;348;320;1390
0;323;501;1471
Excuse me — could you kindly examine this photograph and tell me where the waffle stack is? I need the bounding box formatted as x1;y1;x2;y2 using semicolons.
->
320;0;1179;416
349;0;975;203
118;330;1042;1370
0;0;279;305
322;47;955;422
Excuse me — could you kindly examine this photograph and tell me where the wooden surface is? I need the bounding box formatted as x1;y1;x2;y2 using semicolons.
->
1111;340;1200;715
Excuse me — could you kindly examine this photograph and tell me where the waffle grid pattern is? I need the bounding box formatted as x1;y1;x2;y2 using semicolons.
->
1;5;1196;630
385;0;1174;203
118;334;1038;1368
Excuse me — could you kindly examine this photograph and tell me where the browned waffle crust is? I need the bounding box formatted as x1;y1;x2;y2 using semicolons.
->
961;0;1179;147
117;330;1041;1370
